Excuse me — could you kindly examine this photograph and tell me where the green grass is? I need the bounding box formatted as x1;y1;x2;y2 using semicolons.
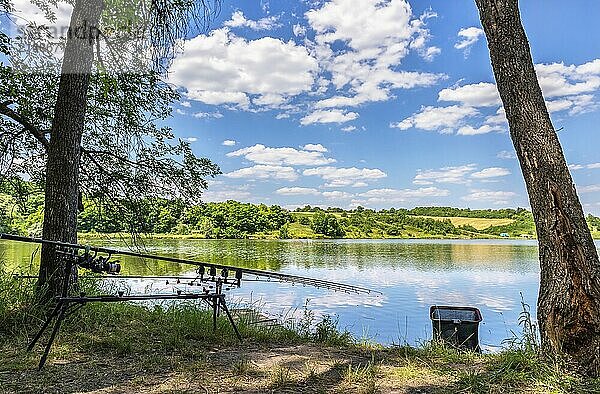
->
2;273;600;393
0;272;354;353
286;221;317;238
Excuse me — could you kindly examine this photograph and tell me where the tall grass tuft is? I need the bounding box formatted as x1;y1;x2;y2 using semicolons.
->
502;292;540;353
455;294;600;393
341;354;379;394
0;268;46;341
285;300;354;346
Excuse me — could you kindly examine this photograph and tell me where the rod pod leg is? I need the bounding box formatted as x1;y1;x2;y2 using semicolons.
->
219;297;242;342
27;301;62;351
212;296;218;331
38;302;67;370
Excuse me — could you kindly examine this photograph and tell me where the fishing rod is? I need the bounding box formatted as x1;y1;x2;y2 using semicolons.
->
1;233;377;295
3;232;382;369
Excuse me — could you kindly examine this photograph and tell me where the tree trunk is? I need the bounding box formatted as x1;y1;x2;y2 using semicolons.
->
38;0;104;299
475;0;600;376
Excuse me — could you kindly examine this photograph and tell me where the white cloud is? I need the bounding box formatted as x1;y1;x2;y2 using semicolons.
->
322;191;354;199
341;125;356;132
457;124;502;136
193;111;224;119
414;164;477;184
462;190;516;205
576;59;600;74
569;162;600;170
546;99;573;113
358;187;449;204
536;61;600;98
169;28;317;109
308;0;412;49
485;107;507;125
471;167;511;179
421;46;442;62
438;82;500;107
275;113;290;119
182;137;198;142
202;188;252;202
224;10;281;31
546;95;597;115
303;166;387;187
393;86;507;136
222;140;236;146
567;95;598;115
412;180;434;186
578;185;600;193
410;10;441;61
226;144;335;166
301;109;359;125
224;165;298;181
276;187;320;196
413;58;600;136
181;101;191;108
305;0;445;108
293;23;307;37
313;72;443;108
391;105;478;132
187;91;250;107
302;143;328;152
252;94;288;106
9;0;73;36
454;27;484;54
497;150;516;159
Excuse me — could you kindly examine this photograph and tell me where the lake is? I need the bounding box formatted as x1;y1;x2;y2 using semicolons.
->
0;238;554;350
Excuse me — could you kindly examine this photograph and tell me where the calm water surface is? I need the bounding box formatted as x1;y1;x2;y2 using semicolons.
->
0;238;565;349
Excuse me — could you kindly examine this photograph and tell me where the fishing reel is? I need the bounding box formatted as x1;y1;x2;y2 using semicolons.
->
85;255;121;274
196;265;243;287
77;247;121;274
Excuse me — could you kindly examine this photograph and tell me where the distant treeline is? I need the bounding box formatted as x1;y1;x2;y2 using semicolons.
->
79;200;468;238
295;205;529;219
1;180;599;239
407;206;527;219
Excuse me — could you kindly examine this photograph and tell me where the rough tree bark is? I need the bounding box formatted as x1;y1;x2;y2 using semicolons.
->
38;0;104;299
475;0;600;375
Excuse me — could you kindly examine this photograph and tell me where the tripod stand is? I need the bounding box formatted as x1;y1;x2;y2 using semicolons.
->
28;249;242;370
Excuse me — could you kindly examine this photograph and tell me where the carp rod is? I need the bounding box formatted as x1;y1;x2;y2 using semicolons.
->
1;233;379;295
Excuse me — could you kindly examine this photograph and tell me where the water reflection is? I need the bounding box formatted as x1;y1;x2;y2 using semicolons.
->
0;238;552;348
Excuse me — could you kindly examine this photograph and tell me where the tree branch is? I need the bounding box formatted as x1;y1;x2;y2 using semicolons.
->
81;147;147;167
0;102;49;150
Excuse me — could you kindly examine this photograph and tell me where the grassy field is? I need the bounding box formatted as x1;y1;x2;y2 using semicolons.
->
416;216;516;230
286;221;318;238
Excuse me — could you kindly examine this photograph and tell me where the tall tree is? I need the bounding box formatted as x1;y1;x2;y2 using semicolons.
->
39;0;105;298
1;0;221;299
475;0;600;375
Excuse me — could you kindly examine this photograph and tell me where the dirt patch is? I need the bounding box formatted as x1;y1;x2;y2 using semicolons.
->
0;342;459;394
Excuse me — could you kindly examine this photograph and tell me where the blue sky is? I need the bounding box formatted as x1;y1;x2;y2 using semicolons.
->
9;0;600;212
